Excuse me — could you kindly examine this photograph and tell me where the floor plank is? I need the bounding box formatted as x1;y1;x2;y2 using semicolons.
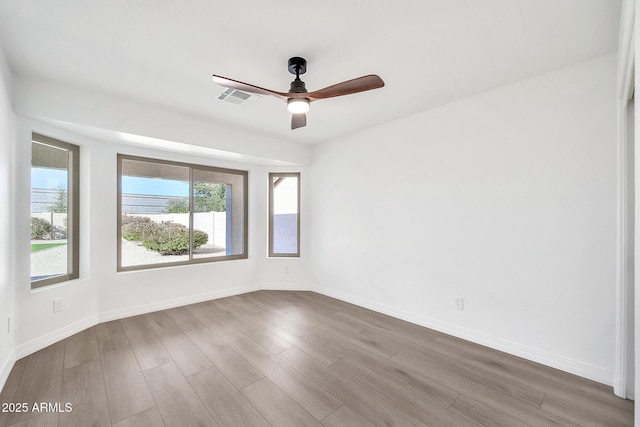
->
6;342;65;426
299;328;362;361
224;332;342;420
281;308;365;337
111;407;165;427
450;394;529;427
330;357;477;426
276;327;346;365
94;320;125;340
242;311;315;345
343;351;460;406
165;306;264;388
459;350;634;417
0;385;17;427
356;349;576;426
4;358;27;389
450;357;546;407
333;307;444;345
120;315;173;371
278;347;428;427
59;360;111;427
143;362;215;427
5;413;59;427
97;333;155;423
186;301;240;337
321;406;375;427
292;292;363;315
335;354;459;408
542;393;633;427
143;311;212;376
240;377;323;427
235;322;293;355
188;367;269;427
392;346;546;408
63;327;100;369
216;294;273;318
438;333;616;396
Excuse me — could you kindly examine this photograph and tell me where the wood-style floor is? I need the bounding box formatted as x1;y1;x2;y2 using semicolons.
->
0;291;633;426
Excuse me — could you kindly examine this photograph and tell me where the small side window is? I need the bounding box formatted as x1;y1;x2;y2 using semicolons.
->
269;173;300;257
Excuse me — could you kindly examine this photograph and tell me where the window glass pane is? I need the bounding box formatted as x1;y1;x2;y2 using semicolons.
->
193;168;246;259
31;136;79;288
120;159;190;268
270;174;299;256
118;155;248;271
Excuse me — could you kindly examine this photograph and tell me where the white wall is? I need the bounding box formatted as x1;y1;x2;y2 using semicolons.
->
311;54;618;383
12;119;101;356
0;44;16;387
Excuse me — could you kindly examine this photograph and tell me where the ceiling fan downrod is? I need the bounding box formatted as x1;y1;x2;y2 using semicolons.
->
288;57;308;94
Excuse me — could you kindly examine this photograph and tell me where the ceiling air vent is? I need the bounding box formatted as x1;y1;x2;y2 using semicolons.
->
218;88;254;106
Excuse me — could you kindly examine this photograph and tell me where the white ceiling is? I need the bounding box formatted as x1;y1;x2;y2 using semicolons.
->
0;0;622;145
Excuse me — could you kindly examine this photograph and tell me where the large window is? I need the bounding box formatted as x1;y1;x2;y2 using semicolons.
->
269;173;300;257
117;155;248;271
31;134;79;288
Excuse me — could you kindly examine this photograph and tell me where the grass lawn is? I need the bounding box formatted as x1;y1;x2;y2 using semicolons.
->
31;242;66;252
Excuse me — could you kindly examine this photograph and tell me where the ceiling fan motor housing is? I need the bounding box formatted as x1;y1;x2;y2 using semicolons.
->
288;57;307;75
289;79;307;93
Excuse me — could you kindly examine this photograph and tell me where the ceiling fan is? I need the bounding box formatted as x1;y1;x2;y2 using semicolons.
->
212;57;385;130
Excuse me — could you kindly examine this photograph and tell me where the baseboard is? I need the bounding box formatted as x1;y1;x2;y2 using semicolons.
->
15;314;99;359
9;283;309;363
312;285;614;386
98;283;261;323
259;282;313;291
6;283;615;388
0;348;16;392
11;283;261;363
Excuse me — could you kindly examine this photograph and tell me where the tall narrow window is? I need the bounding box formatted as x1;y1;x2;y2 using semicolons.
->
269;173;300;257
118;155;248;271
31;134;79;288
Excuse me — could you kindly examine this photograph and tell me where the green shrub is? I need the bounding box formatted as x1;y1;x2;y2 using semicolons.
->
31;217;52;240
121;216;156;241
140;222;208;255
52;225;67;239
193;229;209;248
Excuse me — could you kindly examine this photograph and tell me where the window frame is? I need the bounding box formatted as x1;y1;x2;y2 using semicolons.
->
268;172;301;258
117;154;249;272
31;133;80;289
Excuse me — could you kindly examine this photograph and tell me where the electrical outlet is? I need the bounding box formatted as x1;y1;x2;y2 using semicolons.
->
53;298;63;313
284;266;290;274
454;297;464;310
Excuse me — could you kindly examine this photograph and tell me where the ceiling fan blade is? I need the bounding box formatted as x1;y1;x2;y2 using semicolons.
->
291;113;307;130
306;75;384;100
212;75;288;100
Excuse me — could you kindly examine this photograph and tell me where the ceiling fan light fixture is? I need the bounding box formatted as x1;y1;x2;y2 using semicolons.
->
287;98;310;114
